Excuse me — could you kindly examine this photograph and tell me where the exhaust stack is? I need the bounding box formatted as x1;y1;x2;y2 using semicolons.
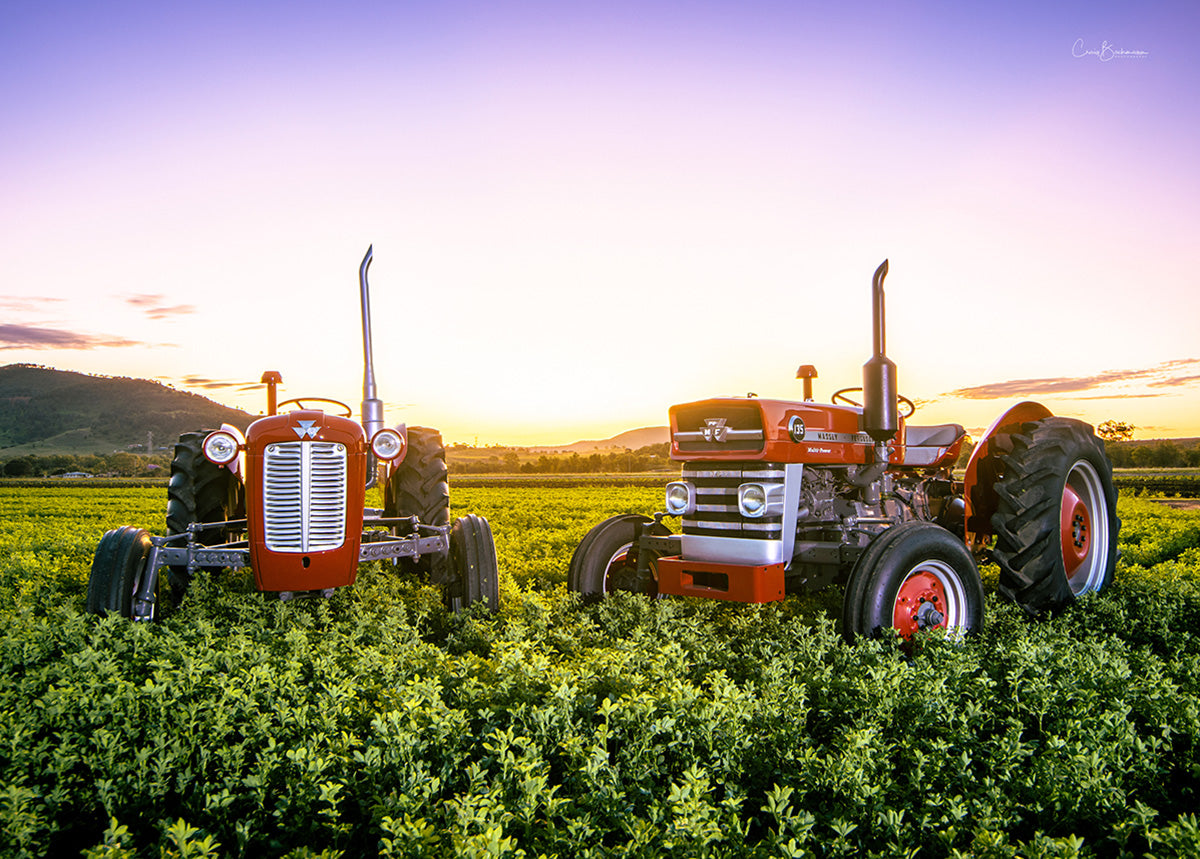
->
359;245;384;445
862;259;898;450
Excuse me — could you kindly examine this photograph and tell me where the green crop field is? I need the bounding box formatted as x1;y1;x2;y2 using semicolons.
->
0;485;1198;858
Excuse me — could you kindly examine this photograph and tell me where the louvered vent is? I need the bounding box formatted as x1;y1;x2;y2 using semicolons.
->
263;442;347;552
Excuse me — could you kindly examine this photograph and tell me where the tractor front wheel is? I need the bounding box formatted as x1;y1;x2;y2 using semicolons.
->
991;417;1120;616
445;514;499;612
87;526;154;620
569;514;670;599
845;521;984;641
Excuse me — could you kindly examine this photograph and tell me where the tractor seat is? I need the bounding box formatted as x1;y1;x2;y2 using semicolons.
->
902;423;965;466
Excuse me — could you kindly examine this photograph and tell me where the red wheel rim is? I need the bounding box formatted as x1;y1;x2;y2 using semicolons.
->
602;546;658;596
1060;483;1091;576
603;548;632;594
892;569;949;639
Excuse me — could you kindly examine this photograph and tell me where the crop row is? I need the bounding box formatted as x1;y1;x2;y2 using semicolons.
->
0;489;1198;856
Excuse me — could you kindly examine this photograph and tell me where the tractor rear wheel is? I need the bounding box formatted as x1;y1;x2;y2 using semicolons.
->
991;417;1119;616
569;514;670;599
166;431;244;601
846;521;984;641
87;526;154;619
445;514;499;612
383;427;450;579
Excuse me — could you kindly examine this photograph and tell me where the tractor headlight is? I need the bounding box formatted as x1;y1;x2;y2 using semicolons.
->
371;428;406;461
738;484;767;517
203;431;240;465
738;483;785;518
665;481;695;516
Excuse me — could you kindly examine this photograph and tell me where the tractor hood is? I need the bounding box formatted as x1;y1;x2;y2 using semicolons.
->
669;397;877;465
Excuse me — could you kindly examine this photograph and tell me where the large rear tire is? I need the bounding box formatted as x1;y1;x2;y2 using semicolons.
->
569;514;670;599
383;428;450;580
445;514;499;612
166;431;243;600
991;417;1120;616
847;521;984;641
87;526;154;619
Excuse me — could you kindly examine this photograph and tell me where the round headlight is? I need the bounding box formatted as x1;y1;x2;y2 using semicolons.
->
665;481;693;516
371;428;406;461
739;484;767;517
203;431;240;465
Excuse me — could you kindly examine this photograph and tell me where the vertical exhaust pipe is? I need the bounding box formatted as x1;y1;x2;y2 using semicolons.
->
862;259;898;451
359;246;384;485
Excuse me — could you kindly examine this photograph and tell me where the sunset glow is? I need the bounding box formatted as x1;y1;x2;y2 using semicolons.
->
2;2;1197;446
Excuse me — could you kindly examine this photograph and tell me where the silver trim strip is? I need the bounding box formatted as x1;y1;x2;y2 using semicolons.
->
675;429;764;442
682;533;784;565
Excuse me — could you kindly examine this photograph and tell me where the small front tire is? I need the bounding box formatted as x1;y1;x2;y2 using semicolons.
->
847;522;984;641
445;514;499;613
87;527;154;620
569;514;670;599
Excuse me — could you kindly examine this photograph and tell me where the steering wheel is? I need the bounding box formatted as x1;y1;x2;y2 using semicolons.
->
276;397;354;418
831;387;916;419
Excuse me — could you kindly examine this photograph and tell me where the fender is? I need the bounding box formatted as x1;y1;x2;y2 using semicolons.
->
963;401;1053;548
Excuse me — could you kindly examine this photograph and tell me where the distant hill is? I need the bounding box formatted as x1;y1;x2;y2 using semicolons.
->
0;364;254;456
533;426;669;453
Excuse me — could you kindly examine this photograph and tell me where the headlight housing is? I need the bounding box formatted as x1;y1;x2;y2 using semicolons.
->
203;430;240;465
371;428;407;461
738;482;784;518
665;481;695;516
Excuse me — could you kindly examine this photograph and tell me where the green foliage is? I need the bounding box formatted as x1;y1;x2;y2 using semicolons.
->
0;487;1198;856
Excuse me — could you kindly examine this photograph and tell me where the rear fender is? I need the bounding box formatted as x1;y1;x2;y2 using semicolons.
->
963;401;1053;547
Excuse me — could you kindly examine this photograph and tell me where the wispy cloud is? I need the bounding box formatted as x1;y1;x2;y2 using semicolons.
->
0;296;65;314
179;375;247;390
125;294;197;320
0;323;143;350
943;359;1200;401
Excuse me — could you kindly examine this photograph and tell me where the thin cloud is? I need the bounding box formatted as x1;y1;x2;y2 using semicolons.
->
179;375;247;390
0;296;65;313
0;323;143;350
125;294;197;320
943;359;1200;401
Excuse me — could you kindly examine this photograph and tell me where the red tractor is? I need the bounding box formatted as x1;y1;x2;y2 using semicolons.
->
569;260;1119;639
87;247;499;621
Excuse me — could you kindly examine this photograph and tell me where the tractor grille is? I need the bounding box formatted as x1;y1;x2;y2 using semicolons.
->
681;462;785;540
673;404;764;454
263;441;347;552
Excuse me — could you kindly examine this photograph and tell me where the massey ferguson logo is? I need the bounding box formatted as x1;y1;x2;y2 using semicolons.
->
293;420;319;439
701;417;729;443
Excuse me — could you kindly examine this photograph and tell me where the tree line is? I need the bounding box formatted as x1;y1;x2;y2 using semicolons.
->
449;443;676;475
0;452;172;478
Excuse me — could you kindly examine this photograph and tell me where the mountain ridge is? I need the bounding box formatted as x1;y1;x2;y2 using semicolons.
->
0;364;254;455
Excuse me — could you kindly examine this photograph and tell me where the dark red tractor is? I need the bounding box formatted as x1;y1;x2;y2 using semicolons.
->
570;260;1119;639
88;247;499;620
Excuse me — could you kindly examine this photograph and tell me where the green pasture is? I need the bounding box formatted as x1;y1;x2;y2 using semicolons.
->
0;486;1197;857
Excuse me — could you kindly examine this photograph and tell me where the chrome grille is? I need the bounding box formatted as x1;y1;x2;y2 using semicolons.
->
263;442;347;552
681;462;785;540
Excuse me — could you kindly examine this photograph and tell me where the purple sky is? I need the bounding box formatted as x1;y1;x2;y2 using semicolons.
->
2;1;1197;444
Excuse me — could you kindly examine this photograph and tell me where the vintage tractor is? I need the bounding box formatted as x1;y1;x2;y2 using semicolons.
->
569;260;1119;639
87;246;500;621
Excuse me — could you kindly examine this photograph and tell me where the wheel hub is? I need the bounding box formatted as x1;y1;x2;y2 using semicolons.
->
893;570;948;638
1060;484;1091;575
